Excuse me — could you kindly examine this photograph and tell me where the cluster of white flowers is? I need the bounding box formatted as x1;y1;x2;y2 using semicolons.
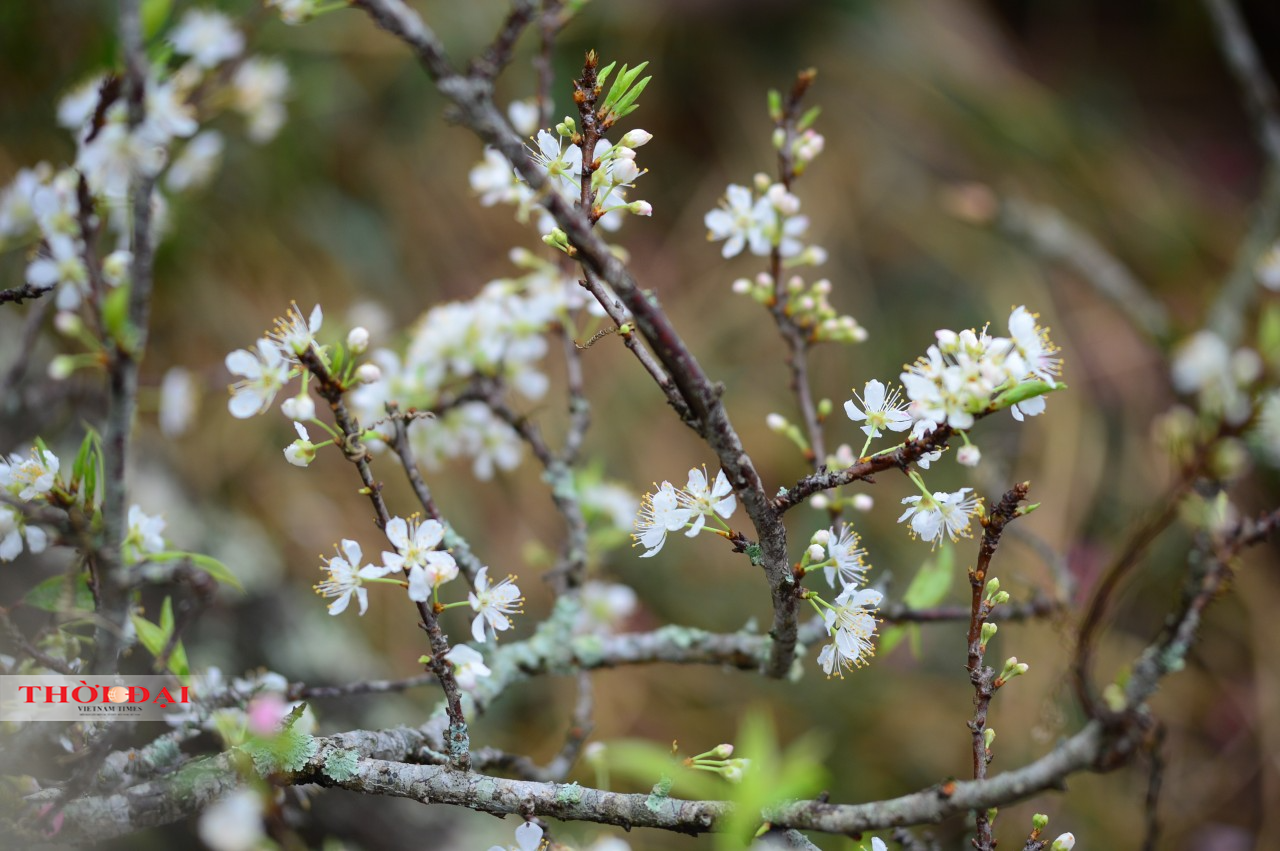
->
899;305;1061;431
0;447;60;561
632;466;737;557
816;585;882;678
0;8;289;353
470;107;653;239
705;178;821;262
1170;329;1260;426
801;524;882;676
347;253;623;480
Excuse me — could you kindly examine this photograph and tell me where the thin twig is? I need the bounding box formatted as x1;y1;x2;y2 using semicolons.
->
301;347;472;770
0;283;52;306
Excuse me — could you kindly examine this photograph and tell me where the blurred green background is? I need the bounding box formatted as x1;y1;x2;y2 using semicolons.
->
3;1;1280;849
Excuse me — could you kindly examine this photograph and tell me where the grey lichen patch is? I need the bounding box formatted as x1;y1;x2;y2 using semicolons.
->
744;543;763;565
555;782;584;805
322;747;360;782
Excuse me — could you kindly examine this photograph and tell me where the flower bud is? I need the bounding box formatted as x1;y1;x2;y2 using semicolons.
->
766;413;788;433
346;326;369;354
980;622;998;646
851;494;874;512
810;494;830;510
796;245;828;266
627;200;653;217
707;743;733;759
281;394;316;422
983;577;1000;599
612;159;640;184
1032;814;1048;832
48;355;76;380
355;363;382;384
753;173;771;193
771;127;786;150
542;227;572;253
983;728;995;749
732;278;752;294
992;591;1010;606
806;544;826;563
555;116;576;136
720;758;749;783
102;250;133;286
54;311;83;336
619;129;653;148
957;445;981;467
999;657;1029;681
817;398;833;418
285;438;317;467
810;529;831;547
1050;833;1075;851
613;145;637;161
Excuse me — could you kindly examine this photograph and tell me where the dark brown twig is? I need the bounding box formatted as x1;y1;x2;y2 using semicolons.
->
966;483;1030;851
300;347;472;770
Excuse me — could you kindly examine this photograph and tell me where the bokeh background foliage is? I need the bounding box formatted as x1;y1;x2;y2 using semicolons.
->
3;1;1280;848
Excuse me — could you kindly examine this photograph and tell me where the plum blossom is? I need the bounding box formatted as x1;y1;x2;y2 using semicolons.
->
444;644;491;691
0;506;48;562
381;515;458;601
822;524;868;589
197;787;264;851
817;587;881;677
314;540;393;616
898;487;981;547
704;183;769;258
1;447;61;501
468;567;524;643
488;821;544;851
680;466;737;535
226;338;290;418
844;380;912;441
232;58;289;143
170;9;244;68
124;505;166;562
632;482;691;557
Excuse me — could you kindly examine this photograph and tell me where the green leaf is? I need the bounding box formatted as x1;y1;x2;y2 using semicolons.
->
796;105;821;131
159;595;174;634
168;639;190;677
767;89;782;121
141;0;172;40
720;707;828;850
902;544;954;609
989;379;1064;411
610;76;651;120
71;431;94;491
149;550;243;591
23;573;94;613
596;60;617;85
131;613;168;659
101;285;134;351
1260;303;1280;369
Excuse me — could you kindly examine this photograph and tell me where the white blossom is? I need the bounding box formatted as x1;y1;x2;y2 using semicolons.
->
844;380;912;439
232;58;289;143
166;130;224;192
443;644;491;691
468;566;524;643
226;338;290;418
197;787;264;851
898;487;980;547
269;302;323;358
124;505;166;560
0;506;48;562
314;540;393;616
680;466;737;535
817;587;881;677
284;422;317;467
382;515;458;600
159;367;198;437
170;9;244;68
632;482;691;557
1;447;60;501
823;524;868;589
488;821;544;851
